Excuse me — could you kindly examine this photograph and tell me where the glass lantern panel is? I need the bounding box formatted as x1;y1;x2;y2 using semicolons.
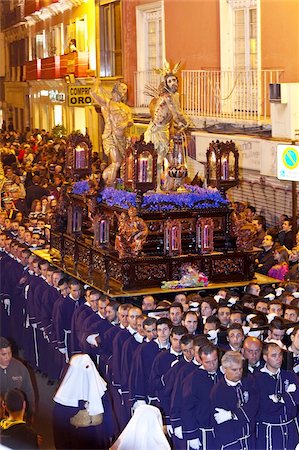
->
127;152;134;182
75;142;88;169
221;153;229;180
209;152;217;179
138;150;153;183
229;153;235;179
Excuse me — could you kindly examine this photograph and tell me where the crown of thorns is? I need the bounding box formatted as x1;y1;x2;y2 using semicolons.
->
154;61;181;77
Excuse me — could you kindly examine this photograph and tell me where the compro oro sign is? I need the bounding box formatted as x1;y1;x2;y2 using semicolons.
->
277;144;299;181
68;85;93;107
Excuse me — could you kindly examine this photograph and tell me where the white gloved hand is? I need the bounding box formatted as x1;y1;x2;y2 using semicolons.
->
86;333;99;346
275;287;284;297
264;293;275;301
43;331;49;342
3;298;10;315
227;296;238;306
58;347;67;354
246;314;256;323
187;438;201;449
286;383;296;393
166;424;173;437
132;400;146;413
248;329;262;339
293;365;299;374
207;330;218;341
214;408;233;424
267;313;277;323
174;426;183;439
242;326;251;336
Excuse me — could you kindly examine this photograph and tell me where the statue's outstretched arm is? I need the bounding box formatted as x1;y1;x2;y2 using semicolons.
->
90;78;110;107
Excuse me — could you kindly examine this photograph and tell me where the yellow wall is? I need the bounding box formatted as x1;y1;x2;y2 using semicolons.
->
261;0;299;81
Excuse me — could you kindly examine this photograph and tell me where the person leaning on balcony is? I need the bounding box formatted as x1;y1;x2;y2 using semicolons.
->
64;39;77;54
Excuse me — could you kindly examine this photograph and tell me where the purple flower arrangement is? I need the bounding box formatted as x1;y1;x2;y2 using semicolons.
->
98;185;228;211
72;180;90;195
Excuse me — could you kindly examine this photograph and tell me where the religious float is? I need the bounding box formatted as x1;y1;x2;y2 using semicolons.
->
50;65;258;294
50;133;257;293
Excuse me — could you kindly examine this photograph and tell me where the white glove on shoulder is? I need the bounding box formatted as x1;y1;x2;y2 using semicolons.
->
267;313;277;323
293;365;299;374
174;426;183;439
187;438;201;449
214;407;234;424
58;347;67;354
86;333;99;346
286;383;296;393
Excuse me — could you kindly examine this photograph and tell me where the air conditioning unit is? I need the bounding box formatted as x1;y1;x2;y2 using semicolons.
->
269;84;281;103
270;83;299;140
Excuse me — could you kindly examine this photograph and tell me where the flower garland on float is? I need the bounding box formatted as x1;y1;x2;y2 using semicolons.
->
161;263;209;289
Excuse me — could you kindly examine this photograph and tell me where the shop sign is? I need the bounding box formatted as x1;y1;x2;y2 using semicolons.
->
277;144;299;181
49;90;65;102
68;85;93;106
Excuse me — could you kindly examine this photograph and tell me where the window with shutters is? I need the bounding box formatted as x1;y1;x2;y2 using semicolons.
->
100;0;122;77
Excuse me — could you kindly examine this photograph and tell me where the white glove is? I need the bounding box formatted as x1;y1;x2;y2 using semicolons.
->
166;424;173;437
269;394;285;404
187;438;201;449
227;296;238;306
246;314;256;323
242;326;251;336
267;313;277;323
58;347;67;354
214;408;234;424
132;400;146;413
3;298;10;316
31;323;37;329
248;329;262;339
286;327;294;336
286;383;296;393
275;287;284;297
86;333;99;346
293;365;299;374
43;331;49;342
174;426;183;439
207;330;218;341
264;293;275;301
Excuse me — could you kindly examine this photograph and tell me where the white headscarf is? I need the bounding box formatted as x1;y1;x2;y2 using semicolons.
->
110;405;171;450
53;354;107;415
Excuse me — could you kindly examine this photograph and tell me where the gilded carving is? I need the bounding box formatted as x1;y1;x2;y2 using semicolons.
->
135;263;168;281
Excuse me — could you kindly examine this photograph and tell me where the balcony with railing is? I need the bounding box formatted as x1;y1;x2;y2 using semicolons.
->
134;69;283;123
134;70;163;108
25;52;89;81
1;5;25;30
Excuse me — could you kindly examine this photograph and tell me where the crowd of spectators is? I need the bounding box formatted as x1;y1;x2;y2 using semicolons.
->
1;238;299;448
1;127;299;449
